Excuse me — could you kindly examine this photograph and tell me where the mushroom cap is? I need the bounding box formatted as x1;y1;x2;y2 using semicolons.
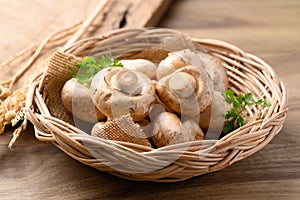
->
118;48;169;64
92;67;157;121
151;112;204;147
197;52;229;91
157;49;226;90
156;52;187;80
120;59;157;80
156;65;213;116
61;78;105;123
110;68;142;95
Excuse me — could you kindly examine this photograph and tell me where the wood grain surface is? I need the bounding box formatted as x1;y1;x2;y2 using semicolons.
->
0;0;299;199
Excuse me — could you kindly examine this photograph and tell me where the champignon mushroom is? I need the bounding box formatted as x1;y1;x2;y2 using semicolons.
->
197;52;229;91
151;112;204;147
118;48;169;65
91;67;156;122
156;52;187;80
156;65;213;116
157;49;228;92
120;59;157;80
61;78;105;123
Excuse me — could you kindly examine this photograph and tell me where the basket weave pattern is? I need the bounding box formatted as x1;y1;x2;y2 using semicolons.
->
26;28;288;182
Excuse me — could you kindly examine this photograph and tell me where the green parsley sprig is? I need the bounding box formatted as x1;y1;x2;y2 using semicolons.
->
222;89;271;134
69;55;123;85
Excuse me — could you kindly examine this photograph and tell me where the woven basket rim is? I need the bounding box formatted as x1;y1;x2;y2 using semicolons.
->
25;28;288;182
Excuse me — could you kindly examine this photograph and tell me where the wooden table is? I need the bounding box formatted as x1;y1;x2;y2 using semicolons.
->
1;0;299;199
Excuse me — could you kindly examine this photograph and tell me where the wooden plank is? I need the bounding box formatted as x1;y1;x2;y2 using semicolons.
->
65;0;173;46
92;0;173;35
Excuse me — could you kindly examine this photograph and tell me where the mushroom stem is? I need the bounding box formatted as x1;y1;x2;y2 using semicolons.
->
168;72;196;99
111;69;141;95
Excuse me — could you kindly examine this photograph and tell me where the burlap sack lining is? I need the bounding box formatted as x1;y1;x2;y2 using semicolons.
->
92;114;151;147
42;51;82;125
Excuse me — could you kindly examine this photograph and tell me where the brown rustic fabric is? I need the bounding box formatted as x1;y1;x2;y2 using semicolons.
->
92;114;151;147
43;51;82;124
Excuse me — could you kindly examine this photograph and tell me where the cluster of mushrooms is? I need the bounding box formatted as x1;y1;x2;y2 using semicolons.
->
61;49;229;148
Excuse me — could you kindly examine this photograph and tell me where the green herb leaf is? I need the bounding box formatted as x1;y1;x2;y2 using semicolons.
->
70;55;123;85
222;89;235;103
222;118;236;135
244;93;253;104
225;108;237;119
264;102;271;107
236;115;244;127
222;89;271;135
236;94;244;104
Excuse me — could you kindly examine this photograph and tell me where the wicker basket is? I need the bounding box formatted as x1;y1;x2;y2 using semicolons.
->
26;28;288;182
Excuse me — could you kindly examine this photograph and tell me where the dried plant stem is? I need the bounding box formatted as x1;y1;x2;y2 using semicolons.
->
0;44;37;70
0;22;81;72
64;0;111;48
0;22;82;148
0;21;82;90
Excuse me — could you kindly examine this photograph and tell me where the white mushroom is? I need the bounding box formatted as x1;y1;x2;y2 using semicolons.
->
61;78;105;123
120;59;157;80
156;52;187;80
156;65;213;116
197;52;229;91
151;112;204;147
91;67;156;121
157;49;228;92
